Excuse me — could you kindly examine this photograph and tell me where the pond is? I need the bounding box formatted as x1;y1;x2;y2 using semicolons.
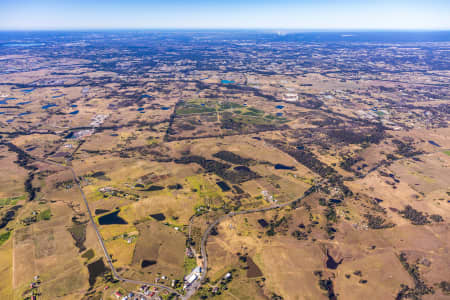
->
276;112;283;116
42;103;58;109
18;112;32;116
94;209;110;215
144;185;164;191
52;94;65;98
275;105;284;109
161;107;170;110
216;181;231;192
98;210;127;225
137;107;144;111
141;260;157;268
150;213;166;221
428;140;441;147
22;88;34;93
221;80;235;84
17;101;32;105
87;259;108;287
69;110;79;115
65;132;74;139
326;250;343;269
0;98;17;104
71;104;78;108
274;163;295;170
329;199;342;204
257;219;269;228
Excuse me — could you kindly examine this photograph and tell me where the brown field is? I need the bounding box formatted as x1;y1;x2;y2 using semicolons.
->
0;147;28;199
131;220;185;281
0;238;13;299
12;201;89;299
1;33;449;300
205;190;450;300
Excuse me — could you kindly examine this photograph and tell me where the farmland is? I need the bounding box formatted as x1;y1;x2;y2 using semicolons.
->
0;30;449;299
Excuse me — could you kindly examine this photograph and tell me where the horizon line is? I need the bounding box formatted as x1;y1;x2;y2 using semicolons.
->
0;28;450;32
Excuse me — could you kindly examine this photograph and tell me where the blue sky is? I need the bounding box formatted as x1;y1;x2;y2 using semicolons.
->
0;0;449;30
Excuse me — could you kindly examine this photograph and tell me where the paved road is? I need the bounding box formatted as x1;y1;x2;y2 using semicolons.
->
42;159;183;298
41;157;315;299
197;186;315;285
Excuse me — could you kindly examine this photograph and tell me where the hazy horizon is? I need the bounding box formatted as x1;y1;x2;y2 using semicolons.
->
0;0;449;31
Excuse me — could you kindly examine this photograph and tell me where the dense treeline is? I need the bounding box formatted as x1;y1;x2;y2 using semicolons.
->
175;155;260;183
2;142;39;201
271;141;352;196
212;151;253;166
392;139;423;157
327;127;385;145
396;252;434;299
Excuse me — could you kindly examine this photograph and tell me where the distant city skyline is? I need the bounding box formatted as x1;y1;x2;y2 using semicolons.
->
0;0;449;30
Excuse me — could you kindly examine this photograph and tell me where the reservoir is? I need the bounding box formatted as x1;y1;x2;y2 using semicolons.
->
274;164;294;170
150;213;166;221
428;140;441;147
216;181;231;192
42;103;58;109
221;80;235;84
98;210;127;225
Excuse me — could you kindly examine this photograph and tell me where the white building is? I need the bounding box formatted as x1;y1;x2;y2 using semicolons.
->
284;93;299;102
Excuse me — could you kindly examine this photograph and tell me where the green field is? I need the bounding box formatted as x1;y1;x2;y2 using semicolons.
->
0;231;11;247
184;256;197;275
0;195;25;206
38;209;52;221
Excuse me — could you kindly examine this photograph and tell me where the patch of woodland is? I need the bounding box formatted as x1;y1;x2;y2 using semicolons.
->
398;205;444;225
392;139;423;158
175;155;260;183
212;150;254;166
396;252;434;299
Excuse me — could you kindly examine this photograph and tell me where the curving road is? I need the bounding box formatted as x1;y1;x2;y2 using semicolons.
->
196;186;316;285
41;159;183;298
41;156;315;299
